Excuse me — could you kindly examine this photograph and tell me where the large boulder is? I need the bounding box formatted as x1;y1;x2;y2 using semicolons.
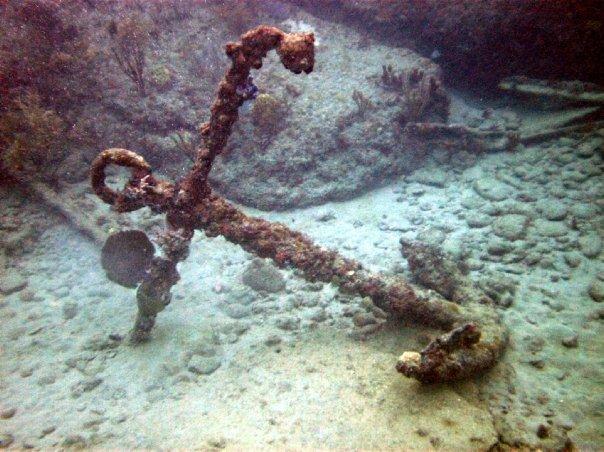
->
210;15;449;209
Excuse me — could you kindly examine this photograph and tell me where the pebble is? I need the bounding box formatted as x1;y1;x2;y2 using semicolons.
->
308;308;327;323
466;258;484;271
230;289;256;305
570;203;598;219
0;408;16;420
314;210;336;222
588;280;604;303
222;303;251;319
82;334;121;352
524;253;542;266
466;214;492;228
37;373;57;386
71;377;103;398
352;312;377;327
62;301;79;320
275;316;300;331
491;214;527;240
578;234;602;258
264;335;282;346
487;238;515;256
18;290;36;302
533;219;568;237
241;258;286;293
416;228;446;247
40;425;56;437
0;272;27;295
536;424;550;438
561;334;578;348
188;355;221;375
563;252;582;268
576;137;602;158
473;178;513;201
536;199;567;221
0;433;14;448
61;434;87;448
407;168;447;187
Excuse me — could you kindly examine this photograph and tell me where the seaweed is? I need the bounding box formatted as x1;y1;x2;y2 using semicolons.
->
0;91;68;184
106;12;154;96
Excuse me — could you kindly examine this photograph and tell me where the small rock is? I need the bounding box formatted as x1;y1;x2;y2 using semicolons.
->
576;137;602;158
207;437;227;449
524;252;542;266
222;303;251;319
0;272;27;295
578;234;602;258
308;308;327;323
561;334;578;348
536;199;567;221
487;238;515;256
529;359;545;369
18;290;36;302
82;334;121;352
264;335;282;346
0;408;15;420
0;433;14;449
473;178;513;201
416;228;446;247
466;214;492;228
71;377;103;398
19;367;34;378
352;312;377;327
188;355;221;375
349;322;382;339
533;219;568;237
242;258;286;293
466;258;484;271
61;434;87;448
570;203;598;219
40;425;56;437
563;252;582;268
492;214;527;240
407;167;447;187
62;301;79;320
275;316;300;331
219;321;249;337
314;210;336;222
37;373;56;386
588;280;604;303
536;424;550;439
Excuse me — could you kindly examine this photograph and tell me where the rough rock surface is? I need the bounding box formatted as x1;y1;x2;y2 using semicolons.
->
241;258;286;293
210;15;448;209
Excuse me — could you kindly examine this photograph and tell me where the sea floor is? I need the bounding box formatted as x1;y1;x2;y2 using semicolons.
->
0;131;603;449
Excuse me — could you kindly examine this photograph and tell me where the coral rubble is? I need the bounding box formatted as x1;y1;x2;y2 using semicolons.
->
90;26;507;383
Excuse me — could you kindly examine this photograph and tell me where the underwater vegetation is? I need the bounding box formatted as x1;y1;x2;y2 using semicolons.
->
0;92;67;183
0;0;100;182
379;65;449;125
